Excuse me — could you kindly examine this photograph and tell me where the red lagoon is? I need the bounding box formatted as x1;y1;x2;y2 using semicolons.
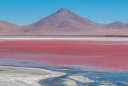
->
0;40;128;71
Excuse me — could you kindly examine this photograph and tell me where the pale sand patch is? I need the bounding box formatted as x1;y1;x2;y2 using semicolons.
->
63;79;77;86
0;37;128;41
69;75;94;83
0;66;66;86
0;81;28;86
98;83;116;86
63;75;94;86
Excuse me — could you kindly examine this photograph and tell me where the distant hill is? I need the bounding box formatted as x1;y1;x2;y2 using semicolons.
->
0;20;20;35
0;8;128;36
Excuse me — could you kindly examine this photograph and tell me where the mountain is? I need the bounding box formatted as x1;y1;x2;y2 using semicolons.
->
0;8;128;36
0;20;18;29
20;8;106;35
106;22;128;29
0;20;20;35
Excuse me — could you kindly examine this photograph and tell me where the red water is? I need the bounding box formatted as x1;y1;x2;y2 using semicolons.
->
0;40;128;71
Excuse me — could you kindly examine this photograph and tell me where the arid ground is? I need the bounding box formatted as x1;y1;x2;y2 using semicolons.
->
0;66;65;86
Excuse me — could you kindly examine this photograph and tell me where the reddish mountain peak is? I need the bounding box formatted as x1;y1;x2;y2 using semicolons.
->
107;21;128;28
113;21;126;25
0;20;8;24
54;8;74;17
32;8;98;28
0;20;19;30
0;20;16;25
58;8;69;12
56;8;73;15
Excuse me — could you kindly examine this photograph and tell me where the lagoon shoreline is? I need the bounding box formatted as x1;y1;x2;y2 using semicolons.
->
0;66;66;86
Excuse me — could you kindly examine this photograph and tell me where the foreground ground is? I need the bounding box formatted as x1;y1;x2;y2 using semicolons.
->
0;66;65;86
0;65;127;86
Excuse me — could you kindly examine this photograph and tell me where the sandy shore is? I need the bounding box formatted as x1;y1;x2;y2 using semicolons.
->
0;37;128;41
62;75;94;86
69;75;94;83
63;76;94;86
0;81;28;86
0;66;66;86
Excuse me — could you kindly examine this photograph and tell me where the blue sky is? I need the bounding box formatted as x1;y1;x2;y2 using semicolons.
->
0;0;128;26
